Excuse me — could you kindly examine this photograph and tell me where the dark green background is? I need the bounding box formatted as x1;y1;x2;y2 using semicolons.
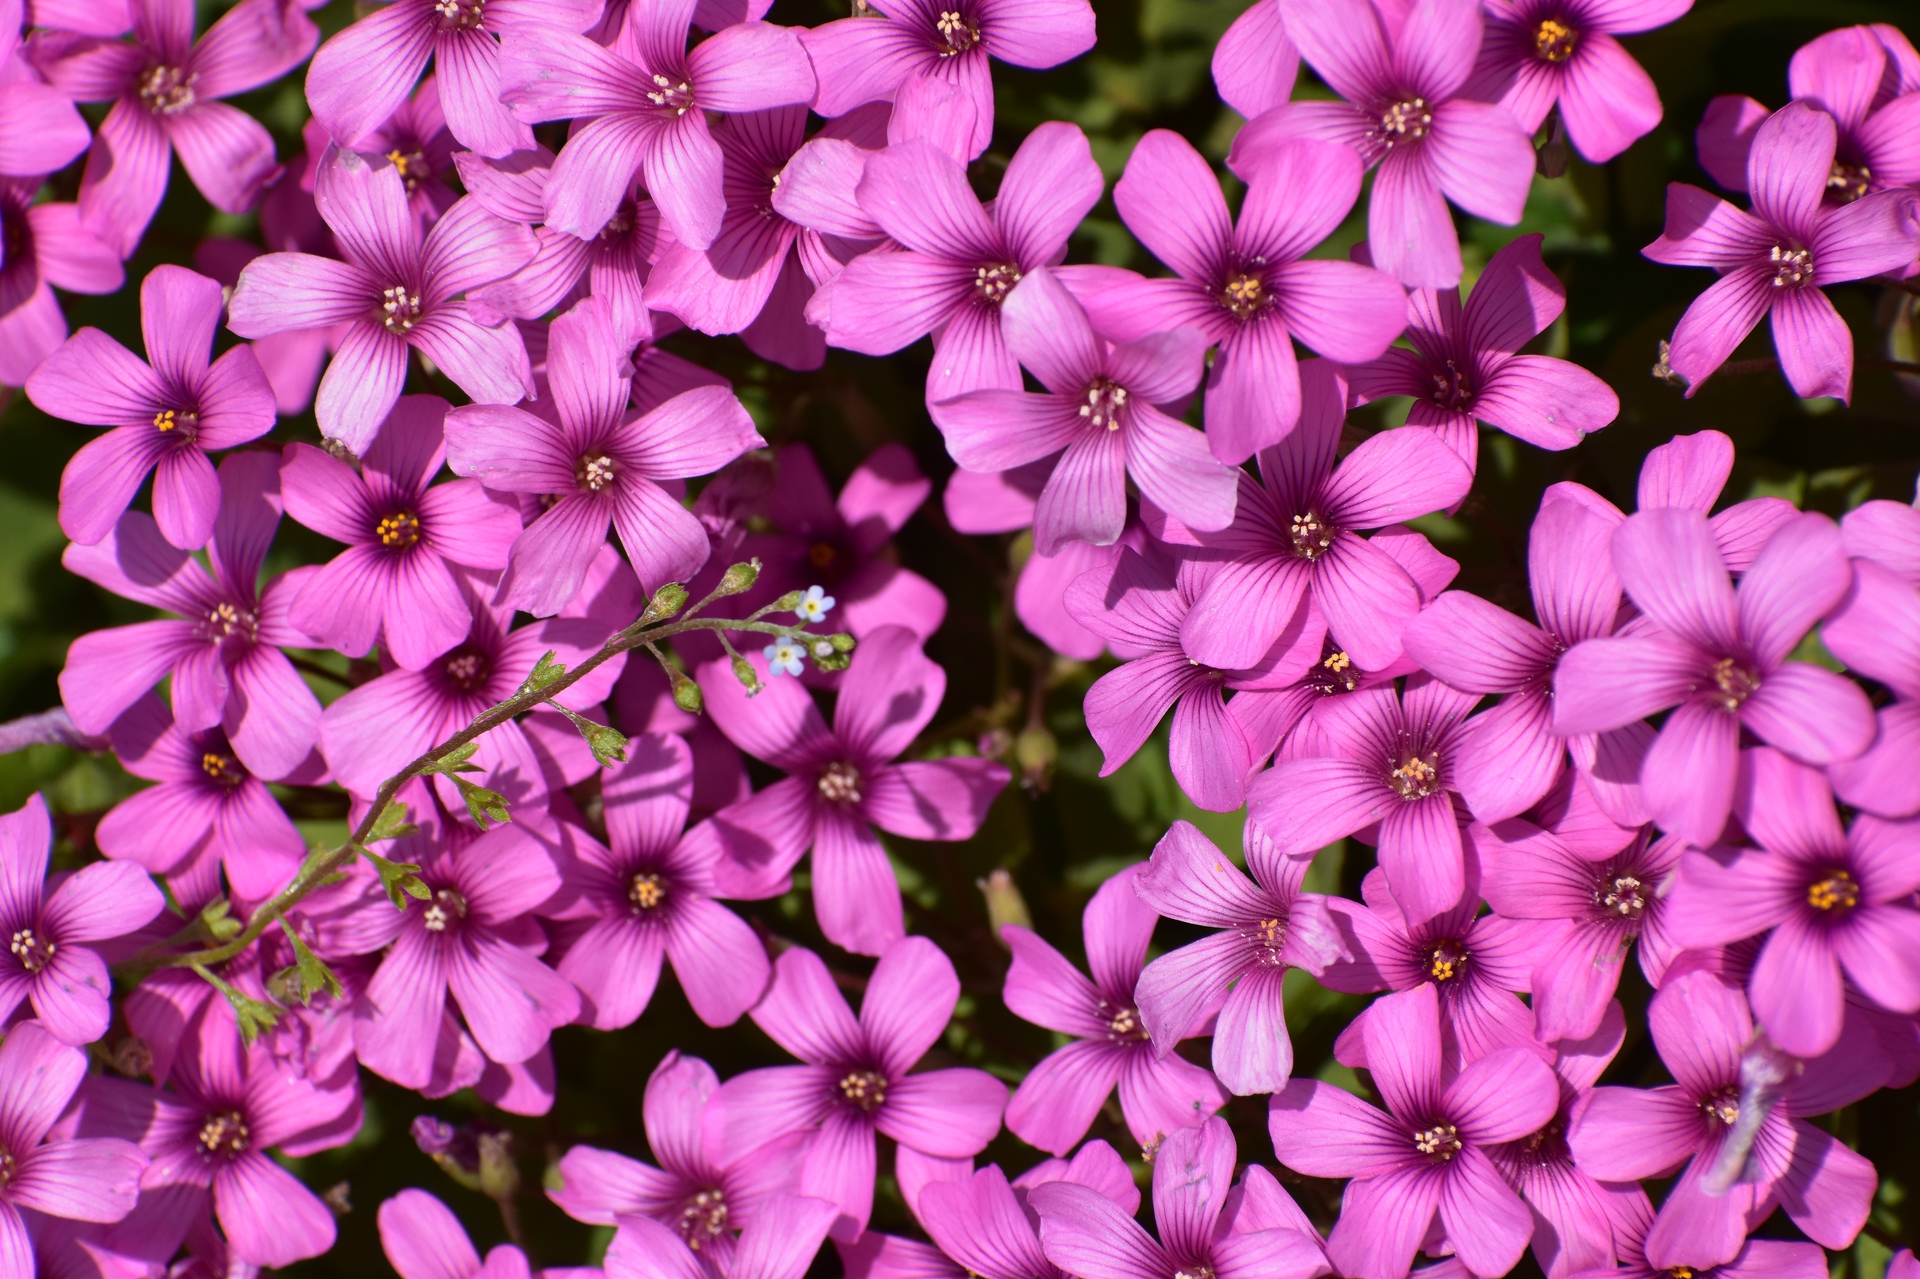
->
3;0;1915;1273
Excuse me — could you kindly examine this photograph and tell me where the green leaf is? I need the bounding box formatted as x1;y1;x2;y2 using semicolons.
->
418;741;481;776
547;702;629;766
193;964;281;1044
367;802;418;843
199;896;242;942
517;649;567;696
360;846;431;909
276;918;344;1004
453;775;511;830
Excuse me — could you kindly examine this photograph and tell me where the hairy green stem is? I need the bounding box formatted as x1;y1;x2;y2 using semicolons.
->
128;592;837;977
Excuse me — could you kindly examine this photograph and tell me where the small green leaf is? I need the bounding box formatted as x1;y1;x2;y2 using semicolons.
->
670;667;703;714
199;896;242;942
453;775;511;830
367;802;418;843
640;582;689;625
714;559;761;596
277;918;345;1004
547;702;629;766
518;649;567;696
418;742;481;776
360;846;431;909
193;965;281;1044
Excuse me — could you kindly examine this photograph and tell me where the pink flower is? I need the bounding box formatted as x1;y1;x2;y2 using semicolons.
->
802;0;1095;162
28;265;274;549
1132;820;1346;1096
304;0;601;160
1645;101;1920;401
1695;25;1920;202
497;0;816;249
352;818;580;1089
549;1050;808;1266
1231;0;1536;288
1268;983;1560;1279
1344;233;1619;470
444;297;764;615
1477;818;1685;1044
1464;0;1690;163
227;148;537;453
1320;858;1547;1070
704;938;1008;1239
1668;747;1920;1058
1001;862;1230;1152
110;998;361;1269
30;0;319;256
1567;970;1879;1269
1089;131;1407;463
60;452;325;782
0;794;162;1045
0;178;121;388
547;733;769;1030
1211;0;1299;124
933;267;1237;553
1162;362;1473;674
1030;1118;1328;1279
281;394;522;668
1566;1211;1831;1279
347;75;462;229
697;627;1007;955
1250;674;1480;927
0;1021;149;1255
824;124;1105;407
1553;508;1874;846
96;693;308;904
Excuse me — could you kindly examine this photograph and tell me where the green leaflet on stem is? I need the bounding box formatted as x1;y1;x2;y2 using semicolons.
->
546;701;629;766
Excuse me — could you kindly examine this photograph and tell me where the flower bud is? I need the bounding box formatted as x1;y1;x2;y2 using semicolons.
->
715;559;761;596
976;868;1032;941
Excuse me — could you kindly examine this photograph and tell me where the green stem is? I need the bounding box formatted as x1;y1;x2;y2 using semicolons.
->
128;597;838;976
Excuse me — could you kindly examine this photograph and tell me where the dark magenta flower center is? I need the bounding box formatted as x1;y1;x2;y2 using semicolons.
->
1080;378;1130;430
1766;245;1814;289
837;1069;889;1111
629;872;667;913
1101;999;1150;1041
1377;98;1432;147
378;509;423;548
577;452;618;492
1805;868;1859;913
1706;656;1761;710
137;64;197;115
1413;1121;1462;1161
423;887;470;932
198;1110;250;1161
1827;160;1871;203
443;647;492;691
153;407;200;440
678;1188;728;1249
934;8;981;55
1533;18;1578;63
974;262;1022;304
645;73;695;117
434;0;485;29
199;601;260;645
1431;358;1473;411
1424;938;1469;981
388;148;431;195
818;761;863;804
1287;510;1335;560
9;927;55;973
